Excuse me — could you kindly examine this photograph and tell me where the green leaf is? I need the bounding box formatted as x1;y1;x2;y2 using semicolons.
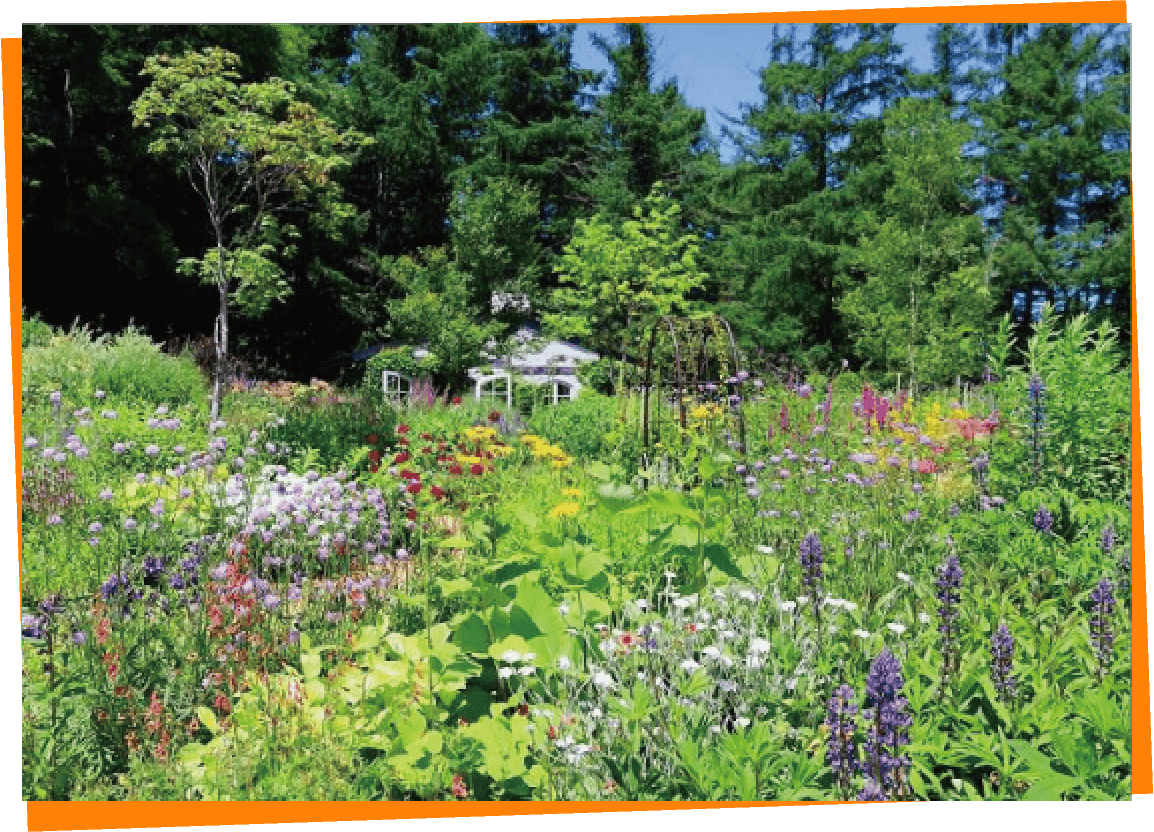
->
437;535;471;549
704;543;745;581
1022;773;1077;801
196;706;220;735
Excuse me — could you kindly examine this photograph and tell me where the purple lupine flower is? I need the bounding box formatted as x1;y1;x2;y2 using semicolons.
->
825;684;858;798
990;624;1015;702
936;555;964;680
799;532;824;615
1033;505;1053;534
1089;578;1116;681
1101;525;1115;554
858;649;911;800
856;780;888;802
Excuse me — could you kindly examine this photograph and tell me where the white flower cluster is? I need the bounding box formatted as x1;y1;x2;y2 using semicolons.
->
498;649;538;679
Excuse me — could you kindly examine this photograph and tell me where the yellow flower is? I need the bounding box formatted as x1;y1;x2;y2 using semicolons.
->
549;502;580;519
457;454;483;465
464;426;497;444
562;488;582;498
551;455;575;470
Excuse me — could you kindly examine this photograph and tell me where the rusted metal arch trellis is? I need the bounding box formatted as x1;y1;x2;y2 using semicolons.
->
639;314;749;461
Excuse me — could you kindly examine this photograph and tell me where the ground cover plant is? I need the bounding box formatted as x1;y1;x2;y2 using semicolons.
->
20;310;1134;802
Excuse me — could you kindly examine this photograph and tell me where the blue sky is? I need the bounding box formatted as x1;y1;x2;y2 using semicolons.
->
569;24;939;162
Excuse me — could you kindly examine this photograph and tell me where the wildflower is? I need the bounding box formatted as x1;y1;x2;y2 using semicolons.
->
680;659;701;672
990;624;1015;702
1089;578;1116;680
896;572;911;584
853;629;871;639
936;556;964;680
549;502;580;519
451;773;469;799
825;684;858;798
859;649;911;800
591;671;614;689
798;532;824;614
886;623;907;636
1034;505;1053;534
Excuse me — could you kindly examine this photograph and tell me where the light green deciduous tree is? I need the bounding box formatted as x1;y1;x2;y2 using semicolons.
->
546;186;706;358
131;46;360;417
840;99;991;389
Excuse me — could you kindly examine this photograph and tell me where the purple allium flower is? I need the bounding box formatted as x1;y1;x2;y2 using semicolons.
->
101;410;117;419
88;521;103;534
145;445;160;457
124;518;138;531
94;390;105;399
46;514;63;526
903;510;921;522
990;624;1015;702
99;488;114;501
263;594;280;611
135;473;148;484
50;391;62;404
24;436;38;449
53;452;67;463
72;630;87;645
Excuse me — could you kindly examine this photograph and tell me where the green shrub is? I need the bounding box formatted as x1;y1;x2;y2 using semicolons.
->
91;328;208;408
267;397;397;472
21;311;54;349
526;392;620;461
21;323;110;408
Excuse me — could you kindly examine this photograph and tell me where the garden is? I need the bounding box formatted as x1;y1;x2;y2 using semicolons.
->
19;306;1135;802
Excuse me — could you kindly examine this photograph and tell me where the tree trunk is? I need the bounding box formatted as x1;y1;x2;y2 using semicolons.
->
210;234;229;421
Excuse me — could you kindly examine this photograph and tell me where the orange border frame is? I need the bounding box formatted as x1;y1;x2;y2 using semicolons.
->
4;2;1146;829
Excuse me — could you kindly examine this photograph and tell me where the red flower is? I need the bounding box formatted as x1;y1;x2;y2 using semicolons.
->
470;463;484;476
914;459;937;474
365;434;379;445
420;432;433;441
369;450;380;463
430;485;445;500
488;411;501;422
369;462;380;474
397;424;411;434
406;509;418;521
213;692;231;714
149;690;164;716
449;463;463;476
406;481;422;495
452;396;462;406
394;451;410;464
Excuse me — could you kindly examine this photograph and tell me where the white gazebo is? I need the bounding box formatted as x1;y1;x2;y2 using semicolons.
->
468;325;599;406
